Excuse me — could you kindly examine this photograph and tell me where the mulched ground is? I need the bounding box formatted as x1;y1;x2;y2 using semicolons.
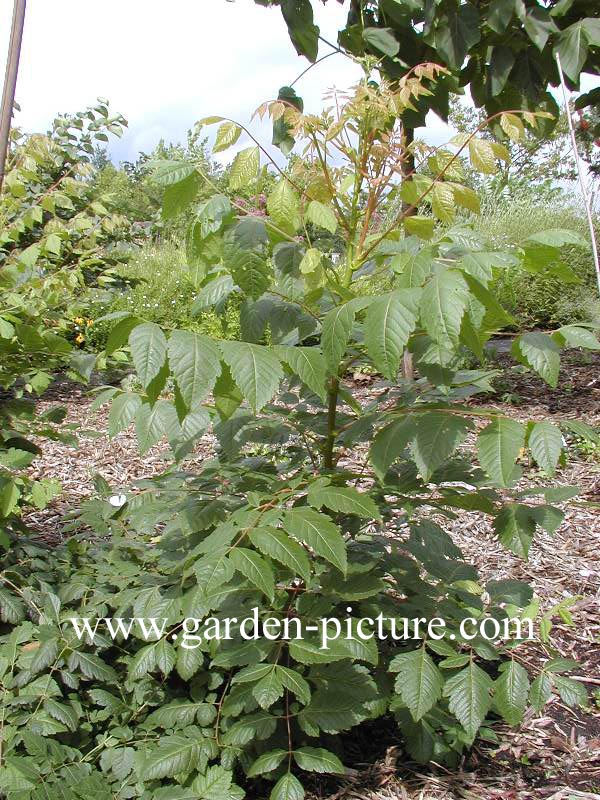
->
21;350;600;800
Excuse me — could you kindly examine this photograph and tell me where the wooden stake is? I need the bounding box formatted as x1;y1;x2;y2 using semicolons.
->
0;0;27;194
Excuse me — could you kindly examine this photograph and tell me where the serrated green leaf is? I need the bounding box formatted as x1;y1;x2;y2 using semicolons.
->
553;675;587;707
0;587;26;623
478;418;526;487
232;664;275;684
129;322;168;389
270;772;305;800
306;200;337;233
253;669;284;709
146;701;210;729
143;736;204;780
524;228;586;248
108;392;142;437
370;416;417;480
412;412;471;481
554;325;600;350
192;765;234;800
214;122;242;153
307;484;380;520
512;332;560;387
444;661;493;738
249;527;311;583
391;646;444;721
129;643;157;679
431;182;455;223
168;331;221;410
528;420;563;475
277;666;311;705
163;173;199;220
151;160;196;186
451;183;480;214
495;661;530;725
155;638;176;676
283;508;347;574
364;289;420;379
224;242;271;299
267;179;301;234
105;314;144;355
229;547;275;600
469;138;497;174
493;504;536;558
276;345;327;401
219;341;283;412
529;671;552;711
192;275;235;315
294;747;344;774
404;215;435;239
176;645;204;680
247;749;288;778
230;146;260;190
68;650;117;682
299;247;322;275
0;479;20;519
420;269;469;348
135;401;168;454
321;301;357;374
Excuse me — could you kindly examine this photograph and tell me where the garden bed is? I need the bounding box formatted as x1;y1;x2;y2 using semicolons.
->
23;351;600;800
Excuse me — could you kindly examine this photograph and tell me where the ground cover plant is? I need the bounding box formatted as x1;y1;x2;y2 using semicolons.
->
1;68;600;800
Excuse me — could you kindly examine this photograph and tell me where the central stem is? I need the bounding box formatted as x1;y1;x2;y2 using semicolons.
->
323;376;339;470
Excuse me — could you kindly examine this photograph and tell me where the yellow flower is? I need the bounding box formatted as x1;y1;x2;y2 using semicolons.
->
86;319;93;327
75;334;85;344
74;317;84;325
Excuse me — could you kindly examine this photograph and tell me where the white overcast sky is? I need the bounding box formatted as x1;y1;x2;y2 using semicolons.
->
1;0;598;165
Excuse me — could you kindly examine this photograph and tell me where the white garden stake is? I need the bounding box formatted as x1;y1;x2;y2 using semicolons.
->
555;51;600;297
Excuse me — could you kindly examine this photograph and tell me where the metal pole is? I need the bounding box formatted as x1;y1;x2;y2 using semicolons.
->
555;52;600;298
0;0;27;194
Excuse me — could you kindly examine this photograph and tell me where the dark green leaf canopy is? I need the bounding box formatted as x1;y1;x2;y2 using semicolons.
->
255;0;600;128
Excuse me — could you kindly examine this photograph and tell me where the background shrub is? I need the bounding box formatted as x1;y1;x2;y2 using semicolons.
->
475;198;600;329
85;242;241;350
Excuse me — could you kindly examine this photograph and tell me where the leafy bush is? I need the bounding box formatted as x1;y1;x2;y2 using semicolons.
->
92;127;225;242
85;242;241;351
1;78;599;800
475;198;600;329
0;102;134;546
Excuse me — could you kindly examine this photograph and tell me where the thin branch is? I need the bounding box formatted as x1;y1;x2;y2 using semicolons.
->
212;116;305;196
291;51;340;88
310;133;351;234
360;109;535;263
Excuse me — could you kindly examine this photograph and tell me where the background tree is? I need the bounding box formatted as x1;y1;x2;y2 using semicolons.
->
448;100;576;200
253;0;600;154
